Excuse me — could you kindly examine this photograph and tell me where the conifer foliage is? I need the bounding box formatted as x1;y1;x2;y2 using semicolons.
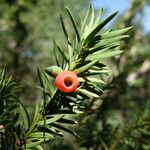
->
0;68;21;149
0;6;131;149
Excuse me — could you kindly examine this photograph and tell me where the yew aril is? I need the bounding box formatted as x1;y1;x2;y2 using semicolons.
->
55;71;79;93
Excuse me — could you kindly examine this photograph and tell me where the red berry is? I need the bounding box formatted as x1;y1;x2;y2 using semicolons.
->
55;71;79;93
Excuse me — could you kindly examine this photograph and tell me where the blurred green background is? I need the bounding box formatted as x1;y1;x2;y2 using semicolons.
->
0;0;150;149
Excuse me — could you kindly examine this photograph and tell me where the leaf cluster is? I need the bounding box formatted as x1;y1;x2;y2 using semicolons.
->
0;68;21;149
21;6;132;149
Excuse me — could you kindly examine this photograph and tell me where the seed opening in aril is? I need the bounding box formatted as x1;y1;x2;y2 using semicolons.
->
64;78;73;87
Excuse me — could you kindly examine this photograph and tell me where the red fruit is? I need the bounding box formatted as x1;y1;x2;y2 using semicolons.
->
55;71;79;93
